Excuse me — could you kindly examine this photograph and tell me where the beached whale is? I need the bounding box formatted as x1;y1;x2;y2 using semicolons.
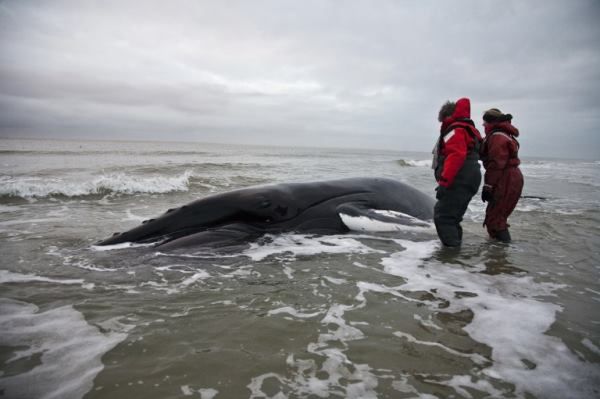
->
97;177;434;250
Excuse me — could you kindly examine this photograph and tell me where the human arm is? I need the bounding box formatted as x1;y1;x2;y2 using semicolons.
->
483;134;511;188
438;128;468;188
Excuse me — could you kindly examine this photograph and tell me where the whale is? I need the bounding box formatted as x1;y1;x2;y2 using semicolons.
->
96;177;434;250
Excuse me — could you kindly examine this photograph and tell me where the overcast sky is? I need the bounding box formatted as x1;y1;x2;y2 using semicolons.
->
1;1;599;159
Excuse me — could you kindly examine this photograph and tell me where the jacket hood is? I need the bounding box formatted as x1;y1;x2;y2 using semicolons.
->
485;120;520;137
440;97;472;133
453;98;471;120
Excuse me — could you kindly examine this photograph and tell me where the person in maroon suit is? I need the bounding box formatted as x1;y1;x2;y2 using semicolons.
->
480;108;524;242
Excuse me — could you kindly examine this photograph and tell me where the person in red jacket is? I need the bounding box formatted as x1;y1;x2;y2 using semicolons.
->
433;98;482;247
480;108;524;242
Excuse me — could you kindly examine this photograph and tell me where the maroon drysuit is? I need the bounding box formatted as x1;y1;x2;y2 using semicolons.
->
480;121;524;238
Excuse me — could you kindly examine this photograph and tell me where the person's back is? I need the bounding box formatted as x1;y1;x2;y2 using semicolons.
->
433;97;482;247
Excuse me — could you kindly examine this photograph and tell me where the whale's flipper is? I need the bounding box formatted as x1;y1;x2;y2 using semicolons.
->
155;223;262;251
336;203;432;232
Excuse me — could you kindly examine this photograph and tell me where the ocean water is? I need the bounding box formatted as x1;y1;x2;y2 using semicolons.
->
0;138;599;399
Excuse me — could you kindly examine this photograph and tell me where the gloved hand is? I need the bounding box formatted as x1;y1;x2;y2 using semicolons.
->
435;185;447;200
481;185;494;203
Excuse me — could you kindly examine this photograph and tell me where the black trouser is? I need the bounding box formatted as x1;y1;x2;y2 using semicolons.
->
434;159;481;247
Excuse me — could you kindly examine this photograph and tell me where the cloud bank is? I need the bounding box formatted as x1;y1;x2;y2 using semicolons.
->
1;0;599;158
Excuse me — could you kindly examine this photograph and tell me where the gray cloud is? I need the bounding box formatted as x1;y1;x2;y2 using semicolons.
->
1;0;599;158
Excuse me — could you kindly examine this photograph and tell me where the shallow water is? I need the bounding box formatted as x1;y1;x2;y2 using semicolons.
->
1;138;599;398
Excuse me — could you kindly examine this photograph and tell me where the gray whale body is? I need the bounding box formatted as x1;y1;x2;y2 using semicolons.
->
97;177;434;250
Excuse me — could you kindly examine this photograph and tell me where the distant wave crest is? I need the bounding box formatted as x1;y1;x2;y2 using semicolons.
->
396;159;431;167
0;171;194;199
0;149;211;156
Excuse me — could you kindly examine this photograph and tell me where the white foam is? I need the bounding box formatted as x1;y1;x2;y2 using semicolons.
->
393;331;487;365
179;271;211;287
96;316;136;334
181;385;193;396
170;306;205;318
250;347;377;399
138;270;212;295
70;261;118;273
90;242;156;251
282;265;295;279
253;300;378;398
582;338;600;355
243;234;383;261
268;306;324;319
199;388;219;399
318;303;366;342
211;300;235;306
379;239;600;398
0;299;129;399
436;375;505;398
355;281;417;304
155;264;195;273
406;159;432;167
382;239;439;277
413;314;443;331
391;375;437;398
323;276;347;285
0;270;92;289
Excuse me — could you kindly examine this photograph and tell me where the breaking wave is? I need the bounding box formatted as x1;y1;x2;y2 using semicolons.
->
0;149;212;156
396;159;431;167
0;171;194;199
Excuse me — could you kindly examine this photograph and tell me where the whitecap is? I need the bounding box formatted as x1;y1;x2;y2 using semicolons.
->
396;159;431;167
0;170;193;198
407;159;432;167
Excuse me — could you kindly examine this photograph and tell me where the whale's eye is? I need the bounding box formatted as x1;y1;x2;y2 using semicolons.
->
259;200;271;209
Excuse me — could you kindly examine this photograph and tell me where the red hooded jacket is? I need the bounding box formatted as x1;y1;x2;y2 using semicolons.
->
437;98;482;188
480;121;521;188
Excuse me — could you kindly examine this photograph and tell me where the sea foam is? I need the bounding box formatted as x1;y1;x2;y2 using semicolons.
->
243;234;384;261
0;299;130;399
0;270;93;289
380;239;600;398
